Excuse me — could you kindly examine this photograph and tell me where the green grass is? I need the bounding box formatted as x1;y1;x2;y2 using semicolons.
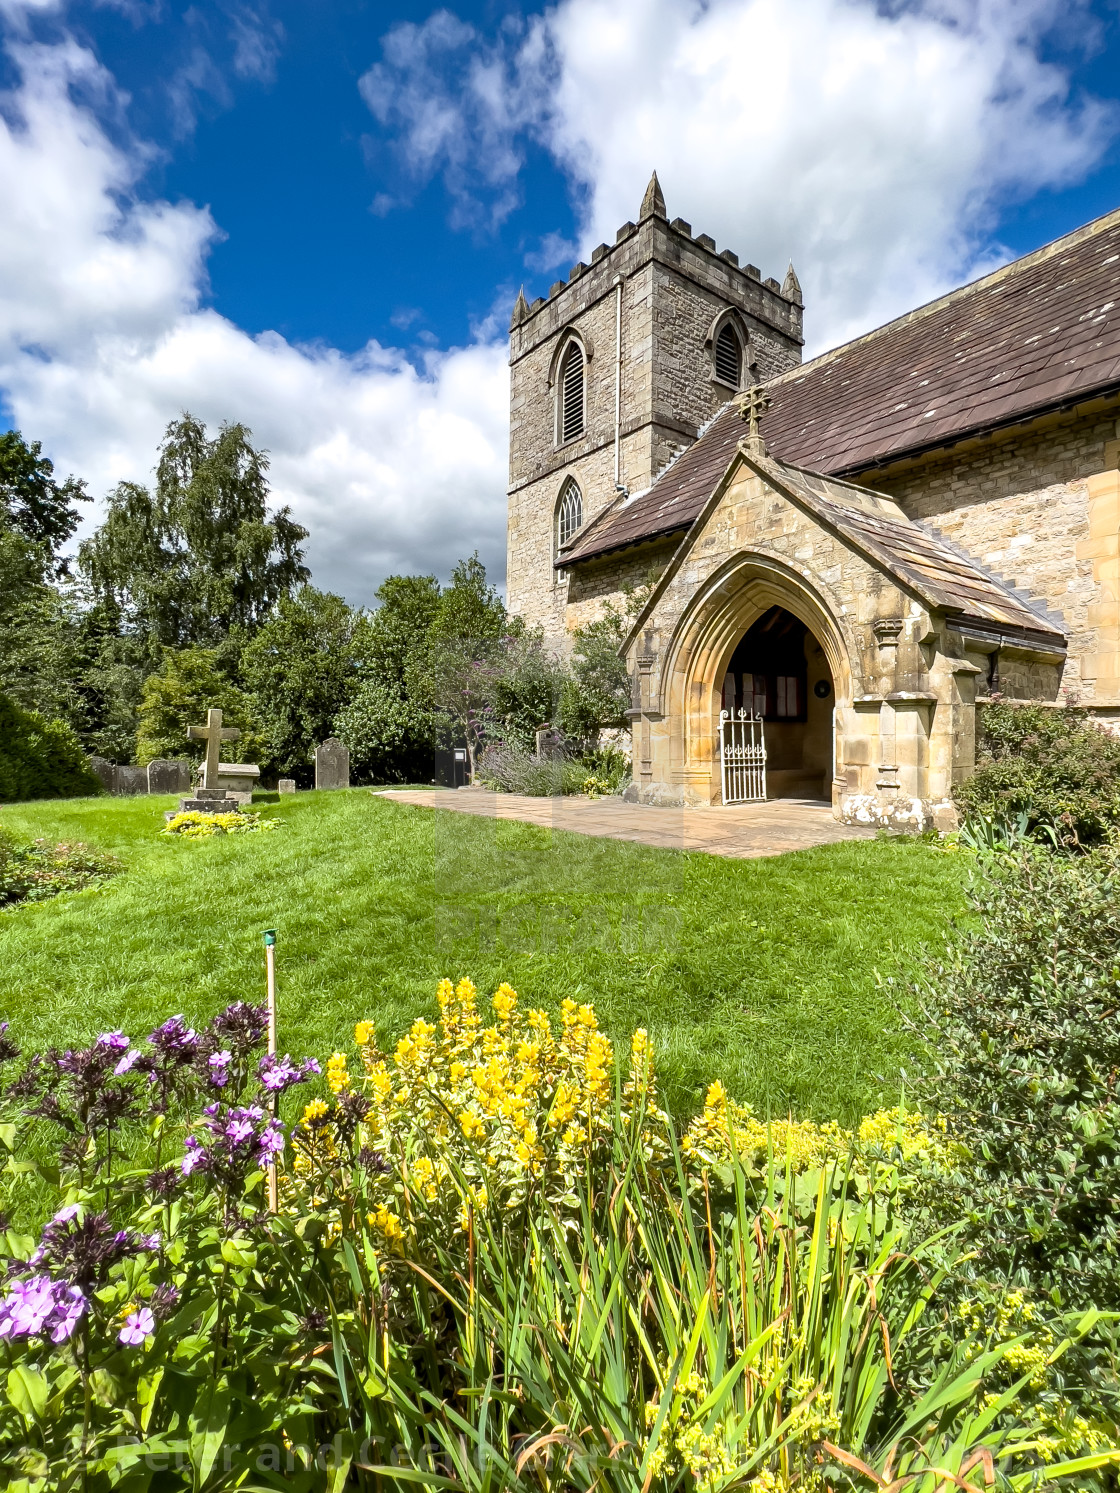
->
0;790;966;1122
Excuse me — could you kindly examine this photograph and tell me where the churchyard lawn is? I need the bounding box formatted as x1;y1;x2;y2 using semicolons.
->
0;790;966;1122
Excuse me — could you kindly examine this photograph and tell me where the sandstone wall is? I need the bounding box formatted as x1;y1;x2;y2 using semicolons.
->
867;409;1120;702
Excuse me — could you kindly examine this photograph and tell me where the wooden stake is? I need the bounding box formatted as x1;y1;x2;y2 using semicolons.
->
264;928;278;1213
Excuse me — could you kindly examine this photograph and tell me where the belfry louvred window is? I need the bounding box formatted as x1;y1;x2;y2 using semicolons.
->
715;322;741;387
559;341;585;443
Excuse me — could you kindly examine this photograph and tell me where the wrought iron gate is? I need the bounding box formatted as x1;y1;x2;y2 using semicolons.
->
720;709;767;804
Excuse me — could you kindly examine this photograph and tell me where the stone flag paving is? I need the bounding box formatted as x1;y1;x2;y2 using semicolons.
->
377;789;877;860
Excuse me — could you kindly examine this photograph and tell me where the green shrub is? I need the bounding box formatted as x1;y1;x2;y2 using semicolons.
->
956;700;1120;844
334;676;440;784
135;646;261;767
908;840;1120;1309
0;692;100;802
0;825;119;905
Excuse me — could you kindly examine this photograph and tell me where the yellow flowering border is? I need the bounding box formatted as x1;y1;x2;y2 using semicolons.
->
289;978;948;1253
162;810;279;838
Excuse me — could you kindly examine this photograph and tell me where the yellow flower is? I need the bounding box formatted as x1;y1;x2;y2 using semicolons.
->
327;1052;351;1094
301;1098;329;1124
354;1020;374;1046
369;1203;404;1244
460;1109;486;1139
492;983;518;1021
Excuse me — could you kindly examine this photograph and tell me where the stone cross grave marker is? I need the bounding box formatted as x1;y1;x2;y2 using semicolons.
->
187;708;240;791
314;738;350;790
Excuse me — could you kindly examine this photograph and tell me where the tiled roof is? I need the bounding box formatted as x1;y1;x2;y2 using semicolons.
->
759;458;1063;642
560;402;743;564
563;206;1120;567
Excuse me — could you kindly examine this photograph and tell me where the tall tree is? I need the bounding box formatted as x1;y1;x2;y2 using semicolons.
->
241;587;371;775
0;430;89;566
79;415;309;647
334;573;443;784
407;555;507;781
0;432;91;724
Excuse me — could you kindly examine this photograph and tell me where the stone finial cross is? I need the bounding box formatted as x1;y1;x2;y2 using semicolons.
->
187;708;240;790
738;384;772;446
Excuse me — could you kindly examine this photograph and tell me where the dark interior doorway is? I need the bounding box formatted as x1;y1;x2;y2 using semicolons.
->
720;606;834;800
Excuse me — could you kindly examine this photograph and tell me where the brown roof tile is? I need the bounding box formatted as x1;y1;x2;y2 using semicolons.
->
565;207;1120;567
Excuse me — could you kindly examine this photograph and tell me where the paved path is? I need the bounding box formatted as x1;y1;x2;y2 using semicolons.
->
377;789;876;860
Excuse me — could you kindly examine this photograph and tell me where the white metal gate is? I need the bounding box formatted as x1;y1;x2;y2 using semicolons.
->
720;709;767;804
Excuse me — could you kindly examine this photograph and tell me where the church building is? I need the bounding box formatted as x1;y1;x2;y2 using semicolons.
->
506;172;1120;827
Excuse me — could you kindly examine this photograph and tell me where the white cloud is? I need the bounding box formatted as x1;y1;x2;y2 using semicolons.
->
0;36;511;602
367;0;1115;350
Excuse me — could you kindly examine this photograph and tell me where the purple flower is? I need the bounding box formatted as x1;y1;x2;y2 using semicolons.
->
148;1016;198;1056
0;1275;87;1342
225;1117;254;1145
114;1049;142;1076
118;1306;155;1346
257;1121;285;1158
258;1054;320;1093
0;1276;56;1338
181;1138;207;1176
96;1031;130;1051
208;1051;232;1070
50;1284;86;1342
51;1204;80;1225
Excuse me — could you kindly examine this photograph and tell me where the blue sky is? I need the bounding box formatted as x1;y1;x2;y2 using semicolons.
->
2;0;1120;600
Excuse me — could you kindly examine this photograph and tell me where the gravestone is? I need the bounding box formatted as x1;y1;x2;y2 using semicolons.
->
187;708;241;791
314;738;349;790
114;765;149;796
88;757;116;794
278;779;296;794
147;759;191;795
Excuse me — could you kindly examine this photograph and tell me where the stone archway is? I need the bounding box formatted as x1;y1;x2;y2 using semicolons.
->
651;553;858;808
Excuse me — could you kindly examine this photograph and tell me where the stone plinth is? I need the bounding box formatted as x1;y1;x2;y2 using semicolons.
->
278;779;296;794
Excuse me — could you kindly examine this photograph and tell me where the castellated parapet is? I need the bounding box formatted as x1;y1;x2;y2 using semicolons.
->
506;174;804;643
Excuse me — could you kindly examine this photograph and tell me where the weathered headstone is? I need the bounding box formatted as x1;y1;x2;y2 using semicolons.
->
147;759;191;795
114;765;148;796
88;757;117;794
314;738;349;790
278;779;296;794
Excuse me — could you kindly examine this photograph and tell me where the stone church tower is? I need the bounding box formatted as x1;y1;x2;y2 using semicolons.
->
506;173;805;640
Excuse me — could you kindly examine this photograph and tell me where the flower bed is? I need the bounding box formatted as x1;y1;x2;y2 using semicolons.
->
0;983;1114;1491
162;809;279;837
0;826;120;907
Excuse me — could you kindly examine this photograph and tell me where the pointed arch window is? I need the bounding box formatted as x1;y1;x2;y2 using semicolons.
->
558;340;586;444
556;477;583;551
714;322;742;387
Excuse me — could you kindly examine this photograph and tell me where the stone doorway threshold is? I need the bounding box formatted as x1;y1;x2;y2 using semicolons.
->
377;789;877;861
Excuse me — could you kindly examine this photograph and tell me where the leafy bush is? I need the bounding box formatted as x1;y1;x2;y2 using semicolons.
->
579;743;632;797
162;810;279;838
334;677;441;785
0;826;120;906
0;692;100;802
956;701;1120;844
906;840;1120;1310
135;646;261;767
0;985;1111;1492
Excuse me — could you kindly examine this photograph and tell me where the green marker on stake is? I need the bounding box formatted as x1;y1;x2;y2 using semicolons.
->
263;929;278;1212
